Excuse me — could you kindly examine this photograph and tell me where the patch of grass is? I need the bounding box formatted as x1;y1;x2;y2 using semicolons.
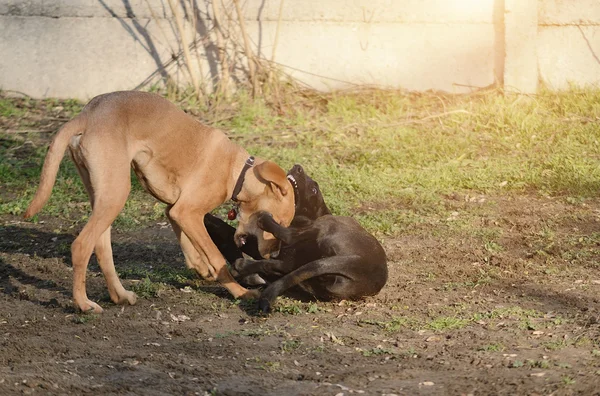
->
444;276;492;291
312;345;325;353
272;297;323;315
2;88;600;234
130;276;165;298
484;240;504;254
478;343;505;352
511;360;524;368
472;306;545;321
72;313;97;324
360;346;395;357
426;316;469;331
261;361;281;372
360;317;410;332
562;376;575;386
527;359;550;369
119;265;196;286
0;97;27;117
281;339;302;353
275;300;303;315
543;340;568;351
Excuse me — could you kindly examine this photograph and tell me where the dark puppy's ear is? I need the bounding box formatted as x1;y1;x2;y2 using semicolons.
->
254;161;289;199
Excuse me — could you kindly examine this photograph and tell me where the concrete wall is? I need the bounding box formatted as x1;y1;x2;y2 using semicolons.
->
538;0;600;90
0;0;598;100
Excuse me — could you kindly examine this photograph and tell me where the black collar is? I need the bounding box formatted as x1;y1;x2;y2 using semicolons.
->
231;156;255;202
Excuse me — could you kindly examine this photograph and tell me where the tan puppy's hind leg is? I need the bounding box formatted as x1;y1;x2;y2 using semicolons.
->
95;227;137;305
71;149;135;309
70;156;131;313
72;208;126;313
165;206;215;281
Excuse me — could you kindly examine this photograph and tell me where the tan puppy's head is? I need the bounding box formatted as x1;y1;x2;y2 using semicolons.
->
234;160;295;257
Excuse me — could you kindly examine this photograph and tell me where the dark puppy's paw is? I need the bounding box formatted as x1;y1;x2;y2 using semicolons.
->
241;274;267;287
258;287;277;313
258;297;272;313
230;266;241;278
233;258;247;273
256;211;274;230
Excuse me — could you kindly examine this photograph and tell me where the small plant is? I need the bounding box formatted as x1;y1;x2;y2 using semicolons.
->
484;240;503;254
72;313;97;324
426;316;469;331
262;361;281;372
361;346;395;357
478;343;505;352
360;317;409;333
562;376;575;385
274;298;304;315
403;347;417;357
131;276;164;298
543;340;568;351
281;340;302;353
511;360;524;368
526;359;550;369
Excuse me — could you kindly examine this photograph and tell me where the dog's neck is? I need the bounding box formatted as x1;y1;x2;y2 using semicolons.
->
231;156;255;202
229;153;261;203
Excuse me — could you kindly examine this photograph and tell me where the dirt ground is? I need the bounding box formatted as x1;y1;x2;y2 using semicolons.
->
1;194;600;396
1;94;600;395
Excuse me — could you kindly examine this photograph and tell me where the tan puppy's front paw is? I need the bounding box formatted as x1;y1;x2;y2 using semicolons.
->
117;290;137;306
75;299;104;314
240;288;261;300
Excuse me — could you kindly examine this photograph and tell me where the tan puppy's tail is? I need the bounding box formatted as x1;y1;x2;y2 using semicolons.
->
23;115;86;219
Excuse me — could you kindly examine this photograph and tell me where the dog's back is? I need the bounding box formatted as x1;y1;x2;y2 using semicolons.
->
296;215;388;299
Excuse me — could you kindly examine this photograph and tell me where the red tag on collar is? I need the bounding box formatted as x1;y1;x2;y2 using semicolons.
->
227;208;237;220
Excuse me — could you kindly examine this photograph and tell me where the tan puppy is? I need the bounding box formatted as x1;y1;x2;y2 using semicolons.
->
24;91;295;313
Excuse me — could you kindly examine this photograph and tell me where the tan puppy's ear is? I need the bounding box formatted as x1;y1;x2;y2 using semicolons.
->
254;160;289;199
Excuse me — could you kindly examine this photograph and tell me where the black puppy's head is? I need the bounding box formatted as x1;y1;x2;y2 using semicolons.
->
286;164;331;220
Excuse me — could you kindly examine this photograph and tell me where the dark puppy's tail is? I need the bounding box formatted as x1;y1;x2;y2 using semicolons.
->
259;255;364;312
24;115;86;219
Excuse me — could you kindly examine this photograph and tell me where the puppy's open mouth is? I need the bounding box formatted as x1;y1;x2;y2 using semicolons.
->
287;174;298;191
238;235;247;246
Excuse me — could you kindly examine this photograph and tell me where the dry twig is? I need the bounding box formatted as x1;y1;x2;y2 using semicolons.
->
233;0;258;97
211;0;230;98
167;0;201;100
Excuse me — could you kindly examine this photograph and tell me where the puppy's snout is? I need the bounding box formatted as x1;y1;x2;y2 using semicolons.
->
291;164;304;174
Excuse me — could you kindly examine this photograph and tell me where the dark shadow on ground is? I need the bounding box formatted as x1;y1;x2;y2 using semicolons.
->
503;280;600;327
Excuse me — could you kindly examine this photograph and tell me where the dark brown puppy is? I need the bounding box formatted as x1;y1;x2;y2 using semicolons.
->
230;165;389;312
204;164;330;271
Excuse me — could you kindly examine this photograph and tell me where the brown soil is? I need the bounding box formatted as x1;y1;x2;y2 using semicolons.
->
1;94;599;395
1;194;600;395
